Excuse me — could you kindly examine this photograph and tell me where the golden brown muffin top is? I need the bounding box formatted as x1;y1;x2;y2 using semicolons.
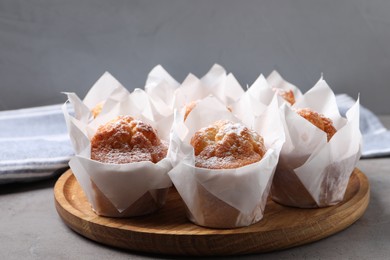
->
295;108;337;141
273;88;296;105
91;115;167;164
190;120;267;169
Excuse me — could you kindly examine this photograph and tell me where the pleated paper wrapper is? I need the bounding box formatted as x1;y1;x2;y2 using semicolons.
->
168;96;285;228
62;73;172;217
267;70;304;103
145;64;245;116
271;78;362;208
231;70;302;118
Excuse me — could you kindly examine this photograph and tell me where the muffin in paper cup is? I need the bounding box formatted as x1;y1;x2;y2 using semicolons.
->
168;96;285;228
270;77;362;208
62;77;172;218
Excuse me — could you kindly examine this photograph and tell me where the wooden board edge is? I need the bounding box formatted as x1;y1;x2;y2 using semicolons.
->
53;168;370;256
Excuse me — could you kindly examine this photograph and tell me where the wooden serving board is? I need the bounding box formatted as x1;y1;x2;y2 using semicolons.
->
54;168;369;256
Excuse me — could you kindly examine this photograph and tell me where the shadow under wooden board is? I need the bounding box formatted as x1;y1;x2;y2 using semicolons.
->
54;168;369;256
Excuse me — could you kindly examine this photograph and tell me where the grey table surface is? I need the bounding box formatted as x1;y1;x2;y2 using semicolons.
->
1;117;390;260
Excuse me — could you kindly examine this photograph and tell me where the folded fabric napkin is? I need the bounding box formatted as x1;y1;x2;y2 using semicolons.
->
0;104;73;184
336;94;390;158
0;94;387;184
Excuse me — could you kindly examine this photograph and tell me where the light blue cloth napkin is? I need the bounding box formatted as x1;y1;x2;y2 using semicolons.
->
336;94;390;158
0;95;387;184
0;104;73;184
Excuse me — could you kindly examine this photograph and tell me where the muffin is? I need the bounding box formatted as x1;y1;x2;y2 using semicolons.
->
91;115;167;164
191;120;266;169
188;120;267;228
89;115;169;217
295;108;336;141
271;107;344;208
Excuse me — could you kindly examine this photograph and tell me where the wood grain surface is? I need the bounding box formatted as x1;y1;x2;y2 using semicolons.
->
54;168;369;256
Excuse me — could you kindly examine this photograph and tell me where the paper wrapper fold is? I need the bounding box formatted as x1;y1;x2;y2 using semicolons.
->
145;64;245;115
62;77;172;217
66;72;130;124
232;70;303;116
168;96;285;228
267;70;303;102
271;78;362;208
68;156;171;217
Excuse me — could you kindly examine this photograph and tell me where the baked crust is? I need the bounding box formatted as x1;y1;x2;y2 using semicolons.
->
91;115;167;164
296;108;337;141
191;120;266;169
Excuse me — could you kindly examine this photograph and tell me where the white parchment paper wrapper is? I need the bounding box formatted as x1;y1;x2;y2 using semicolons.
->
267;70;303;103
271;77;362;208
144;64;180;115
62;83;172;217
145;64;244;116
231;74;275;125
66;72;130;124
232;71;303;120
168;96;285;228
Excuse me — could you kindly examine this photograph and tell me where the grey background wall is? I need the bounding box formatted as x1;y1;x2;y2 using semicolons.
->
0;0;389;113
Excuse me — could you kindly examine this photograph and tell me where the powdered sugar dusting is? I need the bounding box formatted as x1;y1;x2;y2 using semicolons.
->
91;116;168;164
191;120;266;169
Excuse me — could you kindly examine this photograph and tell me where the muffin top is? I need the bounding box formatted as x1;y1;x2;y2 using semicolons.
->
91;115;167;164
190;120;266;169
295;108;337;141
